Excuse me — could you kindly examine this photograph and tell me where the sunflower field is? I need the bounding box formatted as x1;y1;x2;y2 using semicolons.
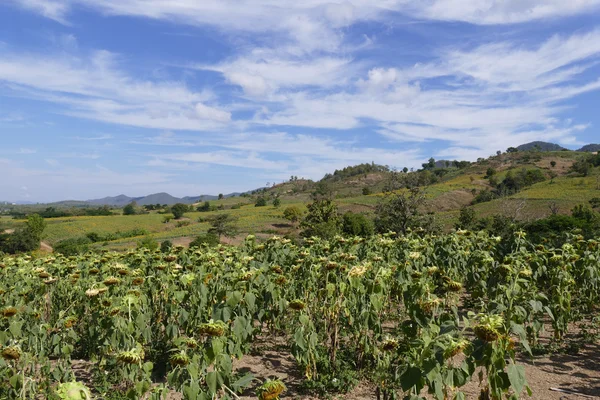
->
0;230;599;399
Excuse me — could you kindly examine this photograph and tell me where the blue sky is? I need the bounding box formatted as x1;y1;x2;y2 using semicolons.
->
1;1;600;202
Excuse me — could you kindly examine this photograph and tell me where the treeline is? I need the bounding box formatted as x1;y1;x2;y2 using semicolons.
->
473;168;546;204
572;152;600;176
322;163;390;181
8;206;115;219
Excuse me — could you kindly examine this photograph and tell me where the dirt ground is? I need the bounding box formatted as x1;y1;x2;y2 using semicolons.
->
230;336;600;400
70;333;600;400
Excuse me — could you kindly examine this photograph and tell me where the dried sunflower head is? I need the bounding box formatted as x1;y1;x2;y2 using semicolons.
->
257;380;286;400
2;307;18;318
1;346;22;361
288;300;306;311
199;320;227;337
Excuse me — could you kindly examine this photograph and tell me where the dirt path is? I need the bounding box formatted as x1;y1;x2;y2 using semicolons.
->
40;241;53;252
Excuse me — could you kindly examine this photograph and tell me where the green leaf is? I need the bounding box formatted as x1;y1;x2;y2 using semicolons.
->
206;371;218;395
507;363;526;395
400;366;422;392
231;373;254;392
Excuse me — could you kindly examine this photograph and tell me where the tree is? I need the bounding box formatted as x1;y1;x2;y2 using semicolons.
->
362;187;372;196
255;197;267;207
171;203;188;219
272;197;281;208
26;214;46;242
190;233;220;248
218;193;224;200
402;167;409;174
342;212;374;237
300;199;340;239
207;214;238;240
123;202;137;216
506;147;519;153
283;206;303;225
455;206;477;230
496;150;502;156
197;201;211;212
374;187;434;234
550;161;557;168
485;167;496;178
590;197;600;209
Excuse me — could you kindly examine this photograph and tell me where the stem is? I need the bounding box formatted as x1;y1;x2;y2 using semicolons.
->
222;384;241;399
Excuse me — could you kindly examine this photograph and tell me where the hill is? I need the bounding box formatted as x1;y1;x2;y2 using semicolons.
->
578;144;600;152
516;141;568;152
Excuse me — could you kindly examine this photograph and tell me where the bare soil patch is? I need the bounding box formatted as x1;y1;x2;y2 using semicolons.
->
429;190;474;212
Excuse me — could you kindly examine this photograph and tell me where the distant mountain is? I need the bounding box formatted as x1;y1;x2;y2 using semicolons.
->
85;192;243;206
578;144;600;152
87;194;141;207
516;141;568;152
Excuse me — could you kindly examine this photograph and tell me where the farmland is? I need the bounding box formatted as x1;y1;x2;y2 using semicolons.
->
1;231;600;399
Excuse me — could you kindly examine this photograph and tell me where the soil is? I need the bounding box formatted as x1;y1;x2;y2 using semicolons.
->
69;333;600;400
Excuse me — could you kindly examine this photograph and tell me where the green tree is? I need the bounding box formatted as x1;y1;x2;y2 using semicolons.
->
374;187;434;234
300;200;340;239
362;187;372;196
255;197;267;207
506;147;519;153
207;214;238;240
26;214;46;242
341;212;374;237
137;236;158;251
218;193;224;200
272;197;281;208
123;202;137;216
550;161;557;168
455;206;477;230
283;206;303;225
171;203;188;219
190;233;220;248
197;201;211;212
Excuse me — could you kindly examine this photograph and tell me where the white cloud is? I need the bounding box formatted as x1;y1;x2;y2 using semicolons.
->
10;0;600;32
194;103;231;122
412;0;600;25
0;49;232;131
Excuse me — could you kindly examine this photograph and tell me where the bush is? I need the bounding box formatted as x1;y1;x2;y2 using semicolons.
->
171;203;188;219
123;202;137;215
54;237;92;256
362;187;372;196
137;236;158;251
0;228;39;254
163;216;173;224
301;200;340;239
176;220;191;228
283;206;303;224
255;197;267;207
189;233;220;248
455;207;477;230
341;212;374;237
273;198;281;208
472;189;498;204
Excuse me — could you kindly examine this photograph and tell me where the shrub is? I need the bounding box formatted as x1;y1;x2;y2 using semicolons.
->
137;236;158;251
273;198;281;208
283;206;303;224
123;202;136;215
54;237;92;256
255;197;267;207
341;212;374;237
301;200;340;239
189;233;220;248
171;203;188;219
176;220;191;228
